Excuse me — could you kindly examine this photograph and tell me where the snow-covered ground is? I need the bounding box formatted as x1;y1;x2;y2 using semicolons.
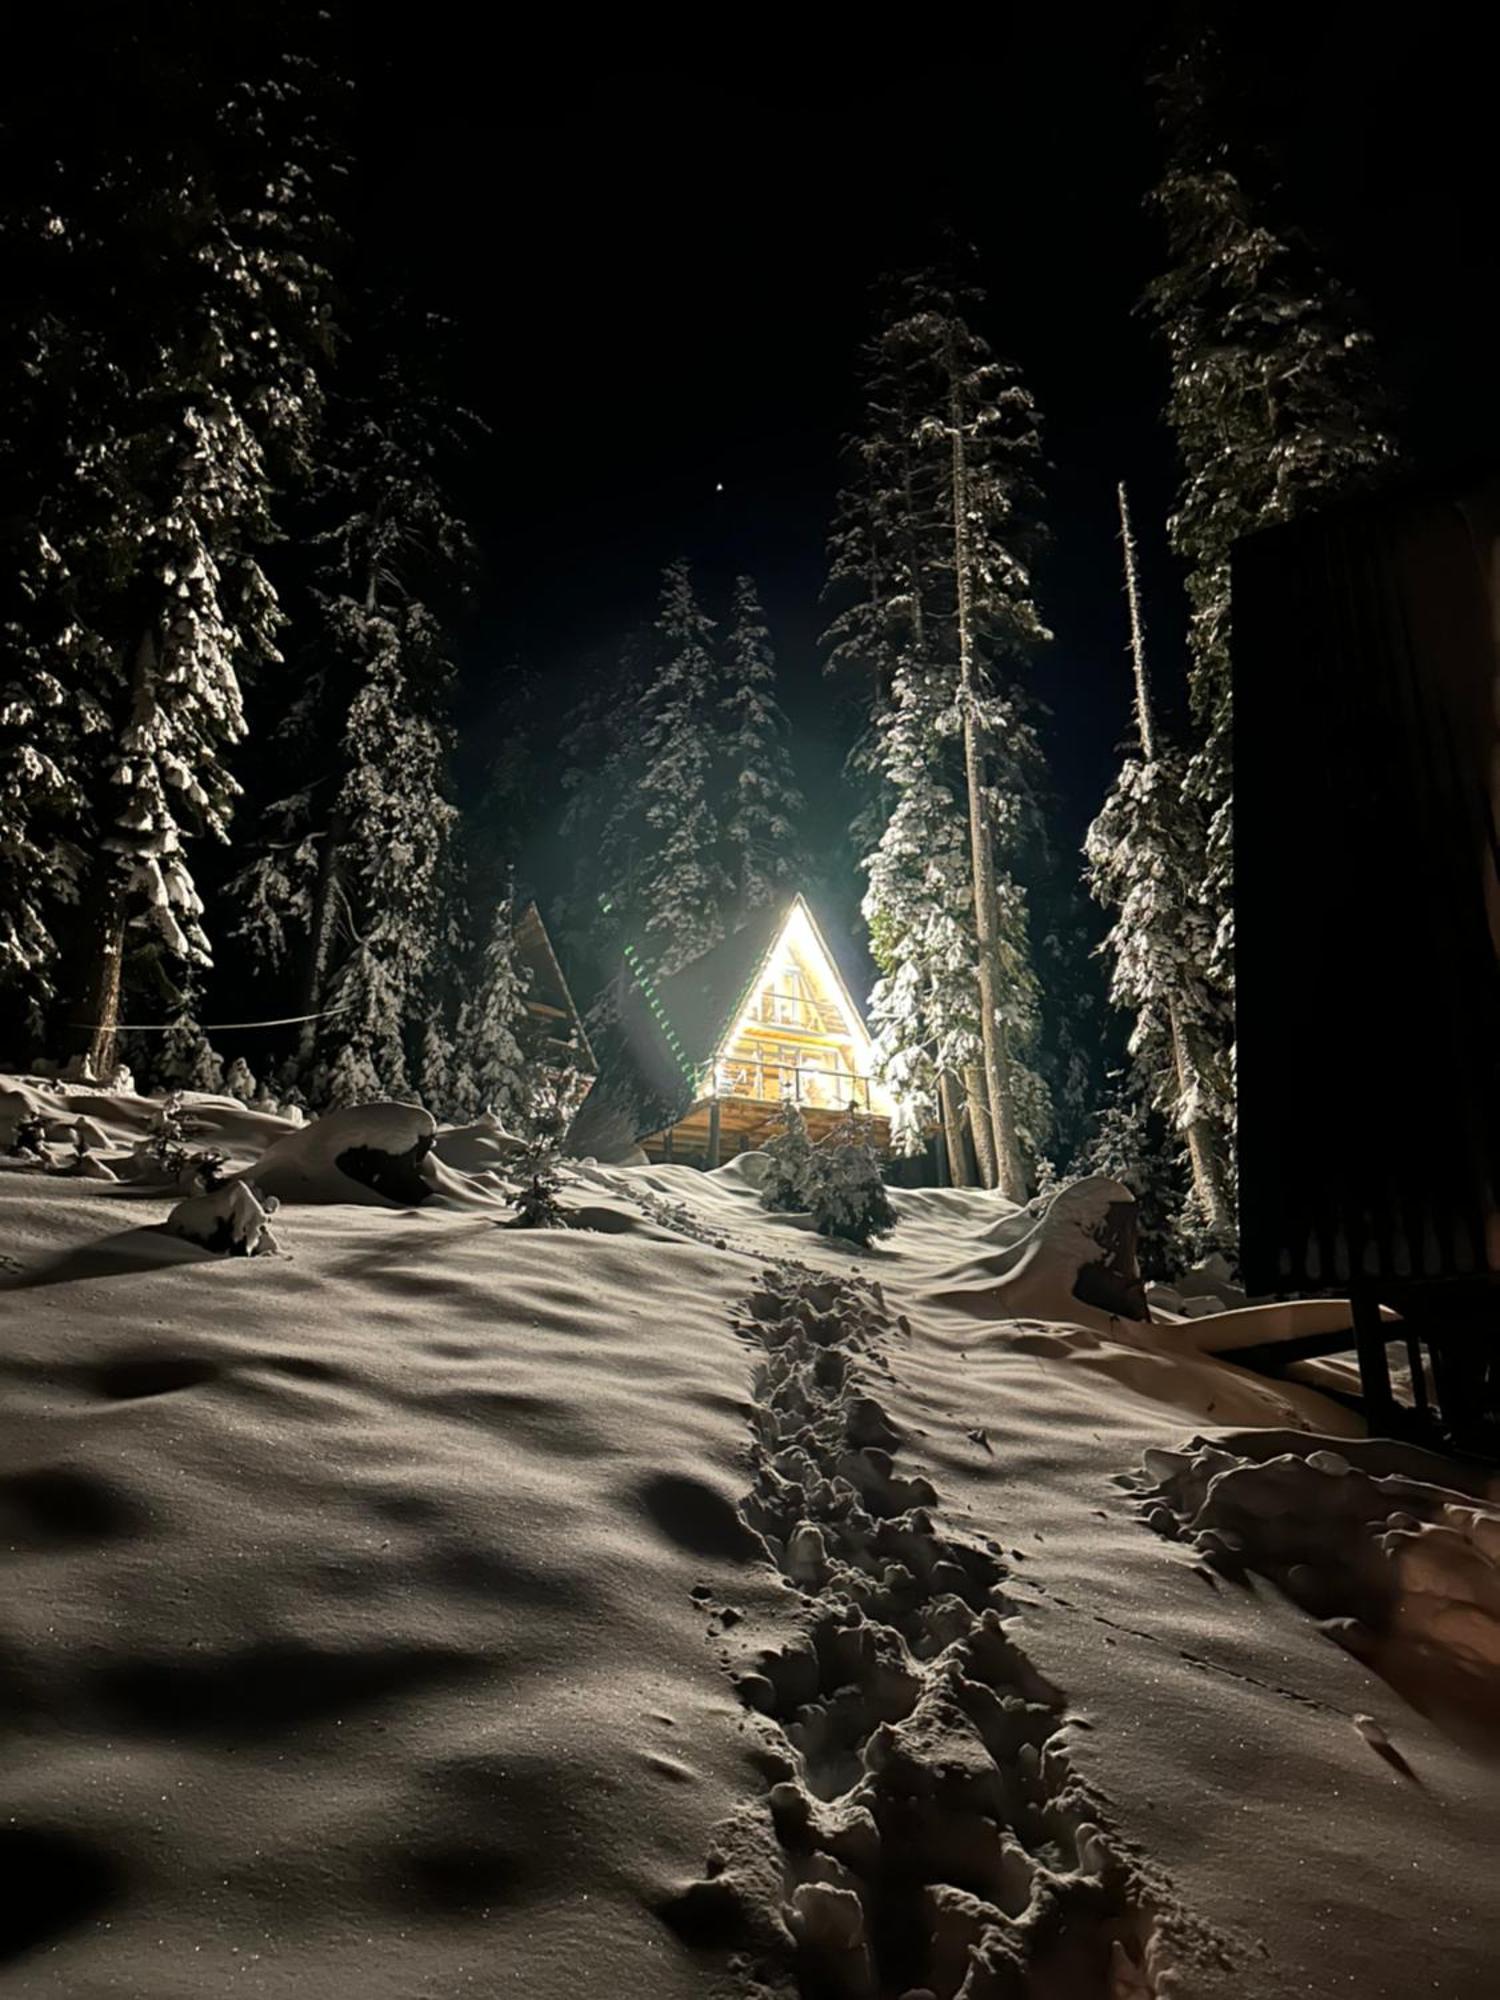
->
2;1078;1497;1998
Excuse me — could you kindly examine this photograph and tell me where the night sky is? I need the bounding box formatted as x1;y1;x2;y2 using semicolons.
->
366;12;1492;911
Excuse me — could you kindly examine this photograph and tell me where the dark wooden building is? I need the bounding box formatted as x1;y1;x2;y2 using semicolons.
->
1233;468;1500;1444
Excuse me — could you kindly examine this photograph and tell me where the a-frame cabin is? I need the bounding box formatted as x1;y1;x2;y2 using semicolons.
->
569;896;893;1167
514;900;597;1098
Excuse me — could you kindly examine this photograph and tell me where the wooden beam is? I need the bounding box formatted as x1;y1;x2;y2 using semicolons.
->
1352;1285;1397;1434
706;1097;722;1171
1216;1326;1360;1371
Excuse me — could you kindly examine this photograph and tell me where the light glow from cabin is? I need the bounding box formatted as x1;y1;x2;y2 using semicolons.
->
706;900;894;1119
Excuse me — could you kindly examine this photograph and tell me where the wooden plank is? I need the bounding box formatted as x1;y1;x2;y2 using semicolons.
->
1216;1327;1360;1371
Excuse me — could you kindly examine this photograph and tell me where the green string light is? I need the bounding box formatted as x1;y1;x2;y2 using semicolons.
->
603;894;697;1087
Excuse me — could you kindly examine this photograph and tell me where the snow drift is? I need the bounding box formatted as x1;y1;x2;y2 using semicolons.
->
3;1075;1500;1996
1140;1430;1500;1743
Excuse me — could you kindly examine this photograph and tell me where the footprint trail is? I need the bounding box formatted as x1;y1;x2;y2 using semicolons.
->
667;1264;1220;1999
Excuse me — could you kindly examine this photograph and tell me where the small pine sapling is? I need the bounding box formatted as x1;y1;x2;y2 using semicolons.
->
504;1063;584;1230
811;1107;898;1247
760;1100;819;1212
189;1148;229;1191
157;1012;226;1095
137;1091;191;1183
759;1101;898;1246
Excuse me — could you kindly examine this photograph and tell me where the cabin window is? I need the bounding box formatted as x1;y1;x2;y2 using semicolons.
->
755;967;818;1029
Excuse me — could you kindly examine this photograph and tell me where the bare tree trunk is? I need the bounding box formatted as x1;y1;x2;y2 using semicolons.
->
948;332;1027;1199
1117;482;1156;763
1117;482;1233;1237
962;1061;997;1188
938;1069;970;1187
66;629;163;1078
1168;1013;1235;1237
66;876;127;1079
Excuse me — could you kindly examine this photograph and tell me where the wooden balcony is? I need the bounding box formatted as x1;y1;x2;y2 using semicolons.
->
640;1056;888;1167
711;1053;877;1113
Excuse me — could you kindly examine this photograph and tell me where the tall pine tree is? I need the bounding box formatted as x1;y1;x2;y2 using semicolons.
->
720;575;803;917
232;321;470;1107
636;561;735;974
827;259;1053;1194
0;25;339;1073
1085;484;1235;1249
1147;22;1399;1000
563;562;752;981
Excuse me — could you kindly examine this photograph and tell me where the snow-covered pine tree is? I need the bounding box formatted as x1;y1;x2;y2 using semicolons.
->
0;26;339;1075
827;259;1053;1195
224;1055;257;1104
810;1108;898;1246
1085;484;1235;1248
824;314;926;881
1146;22;1399;998
760;1099;819;1212
556;631;655;991
1078;1073;1181;1280
453;894;534;1130
862;654;987;1180
231;320;471;1110
634;561;735;975
719;575;804;915
156;1000;226;1096
0;472;92;1040
416;1019;454;1120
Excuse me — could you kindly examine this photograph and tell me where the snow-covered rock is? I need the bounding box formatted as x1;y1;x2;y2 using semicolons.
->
236;1101;442;1206
232;1102;506;1211
167;1180;280;1257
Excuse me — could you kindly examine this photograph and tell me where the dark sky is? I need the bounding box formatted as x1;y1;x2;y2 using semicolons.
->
364;12;1496;905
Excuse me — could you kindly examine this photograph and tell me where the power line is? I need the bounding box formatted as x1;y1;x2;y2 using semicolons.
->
65;1002;352;1035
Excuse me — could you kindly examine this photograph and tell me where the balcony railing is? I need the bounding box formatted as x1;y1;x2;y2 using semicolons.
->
749;988;826;1031
711;1055;876;1113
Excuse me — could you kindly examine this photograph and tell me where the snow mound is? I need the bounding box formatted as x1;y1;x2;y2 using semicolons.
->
1141;1431;1500;1738
708;1150;770;1190
2;1074;296;1162
432;1111;525;1174
923;1174;1147;1326
229;1102;469;1208
167;1181;280;1257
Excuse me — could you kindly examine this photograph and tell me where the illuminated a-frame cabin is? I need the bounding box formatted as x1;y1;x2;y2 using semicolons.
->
569;896;893;1167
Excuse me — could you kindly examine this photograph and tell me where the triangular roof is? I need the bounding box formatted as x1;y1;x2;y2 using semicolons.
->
514;900;596;1073
567;895;889;1157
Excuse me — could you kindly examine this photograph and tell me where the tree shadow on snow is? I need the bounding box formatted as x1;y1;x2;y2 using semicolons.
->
0;1224;219;1291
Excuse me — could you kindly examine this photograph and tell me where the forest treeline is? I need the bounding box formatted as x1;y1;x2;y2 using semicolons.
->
0;12;1397;1257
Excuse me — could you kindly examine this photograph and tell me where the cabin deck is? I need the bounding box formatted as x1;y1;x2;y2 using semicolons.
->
640;1085;890;1168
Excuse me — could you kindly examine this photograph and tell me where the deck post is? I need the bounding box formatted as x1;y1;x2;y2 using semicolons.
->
662;1126;674;1164
706;1097;722;1171
1351;1284;1396;1434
